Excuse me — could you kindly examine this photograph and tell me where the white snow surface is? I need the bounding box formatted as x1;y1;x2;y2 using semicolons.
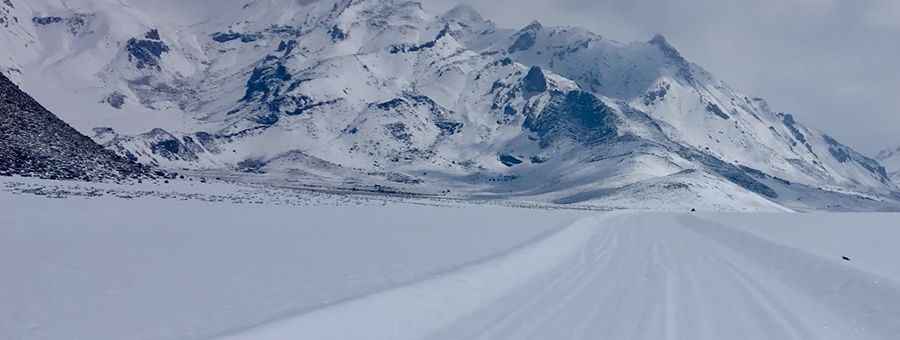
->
221;213;900;340
0;177;585;340
3;177;900;340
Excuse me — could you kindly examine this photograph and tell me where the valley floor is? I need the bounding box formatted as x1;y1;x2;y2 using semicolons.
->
2;177;900;340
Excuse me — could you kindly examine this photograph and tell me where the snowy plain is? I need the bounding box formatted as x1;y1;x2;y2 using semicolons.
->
3;177;900;340
0;176;584;340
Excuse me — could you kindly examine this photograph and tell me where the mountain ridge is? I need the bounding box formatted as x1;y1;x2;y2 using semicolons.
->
1;0;896;210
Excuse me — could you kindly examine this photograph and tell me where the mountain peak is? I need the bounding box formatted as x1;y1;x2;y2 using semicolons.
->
442;4;484;23
522;20;544;32
648;33;670;45
507;20;544;53
649;33;684;61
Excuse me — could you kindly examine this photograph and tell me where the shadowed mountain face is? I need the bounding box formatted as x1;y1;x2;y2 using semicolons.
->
0;73;151;181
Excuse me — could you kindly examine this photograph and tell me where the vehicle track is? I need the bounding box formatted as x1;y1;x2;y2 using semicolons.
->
221;213;900;340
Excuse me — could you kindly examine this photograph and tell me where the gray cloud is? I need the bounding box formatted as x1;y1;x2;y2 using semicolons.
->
425;0;900;154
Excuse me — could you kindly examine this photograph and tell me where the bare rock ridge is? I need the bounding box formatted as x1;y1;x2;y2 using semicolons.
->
0;72;151;180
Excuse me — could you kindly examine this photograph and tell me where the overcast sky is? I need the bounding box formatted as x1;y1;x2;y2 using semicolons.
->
424;0;900;154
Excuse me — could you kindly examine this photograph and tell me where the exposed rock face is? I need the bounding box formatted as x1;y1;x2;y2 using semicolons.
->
126;29;170;70
524;90;618;147
508;21;542;53
522;66;548;93
0;73;151;181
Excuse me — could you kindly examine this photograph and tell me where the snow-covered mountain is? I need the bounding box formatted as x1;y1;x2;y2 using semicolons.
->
1;0;896;210
0;72;151;180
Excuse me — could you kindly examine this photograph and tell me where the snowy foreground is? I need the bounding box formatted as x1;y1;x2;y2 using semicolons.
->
3;178;900;340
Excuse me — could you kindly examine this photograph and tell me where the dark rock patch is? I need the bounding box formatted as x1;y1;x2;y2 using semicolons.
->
0;73;151;181
705;102;730;120
32;16;62;25
104;91;126;109
329;25;347;42
126;32;170;70
212;31;243;43
643;83;670;105
241;56;291;102
499;154;523;167
385;122;412;143
389;25;451;54
524;90;618;147
530;155;549;164
522;66;548;93
435;121;463;135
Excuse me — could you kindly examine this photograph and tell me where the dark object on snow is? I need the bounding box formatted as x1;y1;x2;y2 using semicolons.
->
691;208;697;212
105;91;127;109
843;256;851;262
0;72;152;181
32;16;63;25
499;154;523;167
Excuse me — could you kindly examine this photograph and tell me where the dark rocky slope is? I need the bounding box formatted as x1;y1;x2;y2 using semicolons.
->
0;72;151;180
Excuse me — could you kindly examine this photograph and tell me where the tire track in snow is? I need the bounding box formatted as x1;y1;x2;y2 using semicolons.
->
215;215;613;340
216;213;900;340
679;215;900;340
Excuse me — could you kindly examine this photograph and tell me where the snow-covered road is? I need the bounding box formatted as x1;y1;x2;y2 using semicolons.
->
4;181;900;340
224;214;900;340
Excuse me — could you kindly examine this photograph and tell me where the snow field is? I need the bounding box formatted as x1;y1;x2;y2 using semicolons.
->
2;178;899;340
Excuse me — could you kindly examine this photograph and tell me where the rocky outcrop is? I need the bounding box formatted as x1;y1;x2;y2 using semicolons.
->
0;73;152;181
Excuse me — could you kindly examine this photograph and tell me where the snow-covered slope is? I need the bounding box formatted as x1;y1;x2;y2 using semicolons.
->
482;21;892;191
876;146;900;185
1;0;896;209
